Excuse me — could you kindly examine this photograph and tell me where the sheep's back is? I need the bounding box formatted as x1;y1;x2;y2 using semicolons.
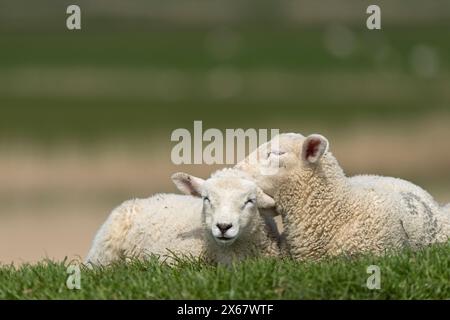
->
349;175;445;246
123;194;205;260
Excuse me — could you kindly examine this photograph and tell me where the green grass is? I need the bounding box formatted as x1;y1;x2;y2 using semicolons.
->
1;243;449;299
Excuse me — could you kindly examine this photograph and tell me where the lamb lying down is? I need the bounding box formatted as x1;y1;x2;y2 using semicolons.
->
237;133;450;261
86;168;281;266
173;169;281;264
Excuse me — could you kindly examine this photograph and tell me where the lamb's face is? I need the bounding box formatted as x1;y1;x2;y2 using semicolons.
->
236;133;329;197
235;133;305;196
171;170;275;247
201;177;260;246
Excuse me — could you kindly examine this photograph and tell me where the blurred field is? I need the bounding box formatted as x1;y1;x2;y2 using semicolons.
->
0;1;449;264
1;27;450;143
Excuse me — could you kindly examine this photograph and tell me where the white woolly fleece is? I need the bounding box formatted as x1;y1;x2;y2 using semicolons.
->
86;169;282;266
238;133;450;261
85;194;205;265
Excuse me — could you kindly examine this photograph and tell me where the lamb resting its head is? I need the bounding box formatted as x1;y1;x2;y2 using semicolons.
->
172;169;281;264
237;133;450;260
235;132;315;197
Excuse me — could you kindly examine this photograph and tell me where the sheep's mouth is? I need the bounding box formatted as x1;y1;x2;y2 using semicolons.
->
217;236;233;241
215;236;236;245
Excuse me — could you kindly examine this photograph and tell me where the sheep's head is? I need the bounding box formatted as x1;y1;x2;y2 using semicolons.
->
172;169;275;246
235;133;329;196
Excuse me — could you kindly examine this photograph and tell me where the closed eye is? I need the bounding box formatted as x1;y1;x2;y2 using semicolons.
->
244;198;256;207
267;150;285;157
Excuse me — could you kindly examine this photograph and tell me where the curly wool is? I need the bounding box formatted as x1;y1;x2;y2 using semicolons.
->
276;153;450;261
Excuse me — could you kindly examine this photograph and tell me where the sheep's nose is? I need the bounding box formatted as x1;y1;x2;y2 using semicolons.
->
216;223;232;234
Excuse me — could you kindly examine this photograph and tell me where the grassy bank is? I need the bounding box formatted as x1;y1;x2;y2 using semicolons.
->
1;242;449;299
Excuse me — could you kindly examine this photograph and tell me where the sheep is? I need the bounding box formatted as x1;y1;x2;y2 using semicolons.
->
236;133;450;261
172;168;282;264
86;168;281;266
85;194;205;265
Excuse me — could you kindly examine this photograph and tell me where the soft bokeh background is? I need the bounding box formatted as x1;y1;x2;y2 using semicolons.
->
1;0;449;264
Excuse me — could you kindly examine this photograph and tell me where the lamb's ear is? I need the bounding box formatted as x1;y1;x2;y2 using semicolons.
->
171;172;205;197
301;134;329;164
256;188;276;209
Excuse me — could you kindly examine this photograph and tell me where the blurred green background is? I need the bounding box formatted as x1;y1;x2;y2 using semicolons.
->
1;0;450;143
0;0;449;263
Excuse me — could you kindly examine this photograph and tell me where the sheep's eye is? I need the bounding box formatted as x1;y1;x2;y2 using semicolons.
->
203;196;210;203
245;198;256;206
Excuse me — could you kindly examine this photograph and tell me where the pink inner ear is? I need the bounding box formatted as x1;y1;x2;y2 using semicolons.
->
306;138;321;160
185;176;201;197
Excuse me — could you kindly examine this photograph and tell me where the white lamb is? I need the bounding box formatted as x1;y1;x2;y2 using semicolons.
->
86;168;281;266
173;168;281;264
236;133;450;261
